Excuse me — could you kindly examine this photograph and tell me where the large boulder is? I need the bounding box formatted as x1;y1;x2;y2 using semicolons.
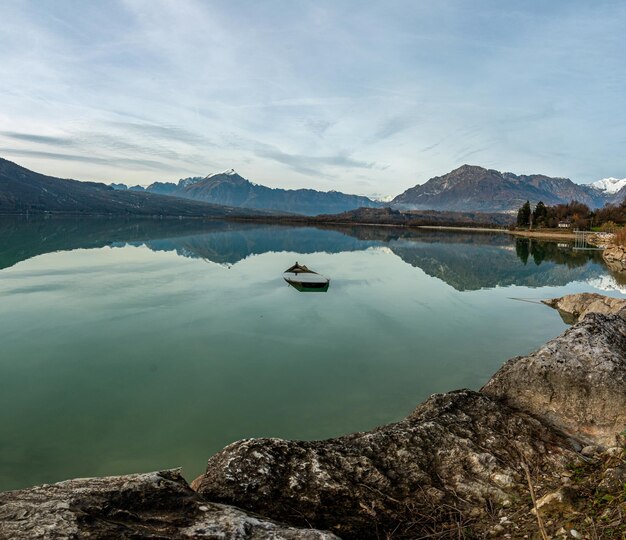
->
0;469;337;539
542;292;626;323
483;311;626;446
194;390;576;539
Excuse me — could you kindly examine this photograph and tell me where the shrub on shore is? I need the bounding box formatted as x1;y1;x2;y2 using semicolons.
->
615;227;626;246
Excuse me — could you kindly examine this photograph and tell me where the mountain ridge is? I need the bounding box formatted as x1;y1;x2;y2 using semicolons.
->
4;157;625;216
0;158;263;217
113;169;381;216
392;164;613;212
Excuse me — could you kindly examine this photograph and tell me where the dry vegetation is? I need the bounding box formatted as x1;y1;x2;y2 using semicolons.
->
397;442;626;540
614;227;626;247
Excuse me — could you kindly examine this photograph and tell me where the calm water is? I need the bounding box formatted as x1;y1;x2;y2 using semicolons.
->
1;218;624;491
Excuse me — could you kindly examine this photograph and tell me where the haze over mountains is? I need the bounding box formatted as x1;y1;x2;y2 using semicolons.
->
1;157;625;217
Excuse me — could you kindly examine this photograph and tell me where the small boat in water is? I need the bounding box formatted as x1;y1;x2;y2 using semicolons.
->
283;262;330;292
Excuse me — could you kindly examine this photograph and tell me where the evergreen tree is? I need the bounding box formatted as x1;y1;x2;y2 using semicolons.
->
531;242;546;265
515;238;529;265
517;200;531;227
532;201;547;227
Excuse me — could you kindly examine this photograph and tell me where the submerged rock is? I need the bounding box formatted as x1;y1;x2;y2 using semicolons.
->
483;312;626;446
194;390;576;539
0;469;338;539
542;292;626;323
603;244;626;273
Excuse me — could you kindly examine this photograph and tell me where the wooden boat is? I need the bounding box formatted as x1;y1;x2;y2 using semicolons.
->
283;262;330;292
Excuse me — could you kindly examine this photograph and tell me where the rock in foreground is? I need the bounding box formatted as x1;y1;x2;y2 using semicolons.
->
0;469;338;539
194;391;576;539
483;311;626;446
542;292;626;323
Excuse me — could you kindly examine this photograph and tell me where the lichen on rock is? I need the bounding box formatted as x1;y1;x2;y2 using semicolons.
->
0;469;338;539
194;390;577;538
483;311;626;447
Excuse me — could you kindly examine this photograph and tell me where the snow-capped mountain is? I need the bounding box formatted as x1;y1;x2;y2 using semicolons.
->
206;169;238;178
591;177;626;194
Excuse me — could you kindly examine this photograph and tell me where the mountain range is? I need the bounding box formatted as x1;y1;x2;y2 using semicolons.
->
0;158;261;217
392;165;625;212
2;157;625;217
112;169;381;216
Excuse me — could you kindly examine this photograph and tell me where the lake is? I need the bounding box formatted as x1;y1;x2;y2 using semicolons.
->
0;217;624;491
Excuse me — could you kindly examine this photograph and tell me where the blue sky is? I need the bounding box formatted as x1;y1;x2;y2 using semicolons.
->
0;0;625;196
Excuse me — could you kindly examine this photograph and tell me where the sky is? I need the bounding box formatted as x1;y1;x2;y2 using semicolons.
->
1;0;625;197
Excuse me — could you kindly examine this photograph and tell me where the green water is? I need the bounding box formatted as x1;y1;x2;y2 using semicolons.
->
0;218;624;491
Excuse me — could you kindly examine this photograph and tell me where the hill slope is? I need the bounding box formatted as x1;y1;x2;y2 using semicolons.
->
0;159;259;217
393;165;607;211
119;169;381;216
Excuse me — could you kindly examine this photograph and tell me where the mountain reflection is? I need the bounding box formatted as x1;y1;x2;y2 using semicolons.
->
388;235;606;290
0;217;616;291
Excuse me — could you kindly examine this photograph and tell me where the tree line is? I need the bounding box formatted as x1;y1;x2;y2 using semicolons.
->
516;199;626;230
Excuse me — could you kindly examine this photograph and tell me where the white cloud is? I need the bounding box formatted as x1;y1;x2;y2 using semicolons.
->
0;0;625;191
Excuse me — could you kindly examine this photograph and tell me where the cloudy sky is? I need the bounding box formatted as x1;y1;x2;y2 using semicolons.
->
1;1;625;196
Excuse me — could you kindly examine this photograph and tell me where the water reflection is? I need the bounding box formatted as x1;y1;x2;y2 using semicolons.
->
387;235;608;290
0;216;624;491
0;216;619;292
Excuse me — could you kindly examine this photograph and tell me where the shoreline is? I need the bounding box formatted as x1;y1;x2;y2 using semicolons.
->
419;224;580;241
415;225;507;233
0;213;587;242
509;229;578;241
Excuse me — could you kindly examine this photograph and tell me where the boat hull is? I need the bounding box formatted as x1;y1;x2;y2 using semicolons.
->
283;271;330;292
284;279;330;292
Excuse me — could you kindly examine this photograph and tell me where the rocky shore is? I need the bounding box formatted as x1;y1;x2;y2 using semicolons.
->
603;244;626;273
1;293;625;539
585;232;626;273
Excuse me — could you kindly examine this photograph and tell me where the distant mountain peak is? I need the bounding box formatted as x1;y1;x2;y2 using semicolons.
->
392;165;609;212
206;169;240;179
177;176;203;188
0;158;262;217
455;164;487;172
592;177;626;194
147;168;381;215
